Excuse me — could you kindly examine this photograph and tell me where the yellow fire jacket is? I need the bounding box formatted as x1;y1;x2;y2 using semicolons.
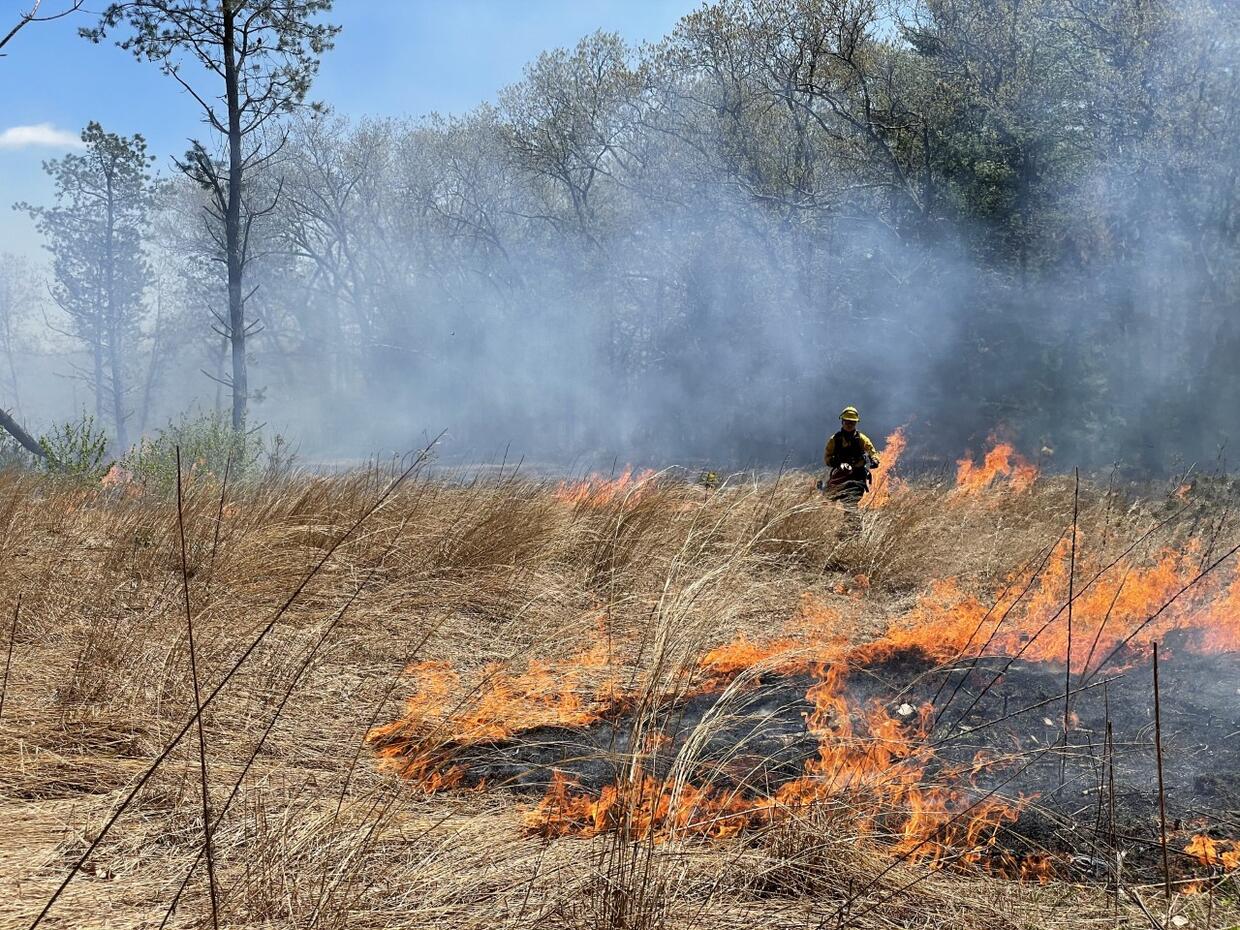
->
824;430;879;468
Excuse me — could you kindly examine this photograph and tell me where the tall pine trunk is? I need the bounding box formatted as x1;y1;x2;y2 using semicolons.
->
92;284;104;427
223;3;247;433
104;172;128;451
108;323;127;450
93;335;104;424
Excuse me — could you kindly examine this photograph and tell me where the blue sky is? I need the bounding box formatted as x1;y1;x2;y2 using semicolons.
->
0;0;697;259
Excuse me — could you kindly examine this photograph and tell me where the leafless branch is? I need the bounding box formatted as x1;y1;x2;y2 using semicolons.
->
0;0;84;55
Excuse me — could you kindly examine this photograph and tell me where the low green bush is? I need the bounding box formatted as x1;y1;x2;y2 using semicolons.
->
39;414;110;480
121;411;296;492
122;411;259;490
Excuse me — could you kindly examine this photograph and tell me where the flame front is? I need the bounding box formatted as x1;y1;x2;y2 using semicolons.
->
956;439;1038;494
367;637;625;775
523;659;1029;870
554;467;655;508
1185;834;1240;870
370;530;1240;874
370;466;1240;885
863;427;907;509
872;538;1240;668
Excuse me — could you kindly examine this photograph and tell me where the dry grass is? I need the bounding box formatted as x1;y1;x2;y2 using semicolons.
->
0;463;1233;929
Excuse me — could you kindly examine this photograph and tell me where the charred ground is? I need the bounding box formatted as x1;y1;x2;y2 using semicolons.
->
409;644;1240;883
1;456;1239;929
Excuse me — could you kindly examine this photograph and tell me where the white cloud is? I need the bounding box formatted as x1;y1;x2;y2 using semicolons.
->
0;123;84;150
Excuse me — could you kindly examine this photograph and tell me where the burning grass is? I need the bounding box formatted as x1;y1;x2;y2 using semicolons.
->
0;456;1238;929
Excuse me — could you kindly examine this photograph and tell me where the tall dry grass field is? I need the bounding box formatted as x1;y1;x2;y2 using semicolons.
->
0;462;1235;929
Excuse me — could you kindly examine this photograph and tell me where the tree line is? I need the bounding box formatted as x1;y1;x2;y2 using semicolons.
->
5;0;1238;471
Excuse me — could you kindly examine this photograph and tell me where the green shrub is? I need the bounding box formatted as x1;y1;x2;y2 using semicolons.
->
122;410;258;490
39;414;110;480
121;410;293;492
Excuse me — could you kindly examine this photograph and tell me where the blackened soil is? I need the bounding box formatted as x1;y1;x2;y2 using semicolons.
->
427;638;1240;882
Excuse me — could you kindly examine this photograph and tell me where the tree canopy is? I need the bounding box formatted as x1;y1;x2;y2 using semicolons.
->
15;0;1240;472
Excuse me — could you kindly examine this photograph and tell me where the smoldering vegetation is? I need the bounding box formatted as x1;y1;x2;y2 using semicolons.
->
6;0;1239;472
2;464;1239;928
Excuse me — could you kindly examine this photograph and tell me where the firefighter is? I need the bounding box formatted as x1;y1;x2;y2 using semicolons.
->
822;406;880;505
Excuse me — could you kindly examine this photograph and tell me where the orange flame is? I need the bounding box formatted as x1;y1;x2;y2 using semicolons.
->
522;658;1032;867
872;538;1240;669
554;467;655;508
100;463;143;498
368;638;626;787
863;428;908;509
372;481;1240;882
1185;834;1240;870
1018;853;1055;883
956;439;1038;495
374;533;1240;836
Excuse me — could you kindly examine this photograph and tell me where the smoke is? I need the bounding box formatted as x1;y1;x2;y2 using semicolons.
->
16;1;1240;474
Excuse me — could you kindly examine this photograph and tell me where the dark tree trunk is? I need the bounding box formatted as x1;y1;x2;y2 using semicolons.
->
93;326;105;425
223;3;248;433
108;329;126;450
104;172;128;451
0;408;45;458
138;288;166;437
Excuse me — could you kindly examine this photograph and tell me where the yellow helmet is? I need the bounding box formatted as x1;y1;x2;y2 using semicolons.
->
839;406;860;423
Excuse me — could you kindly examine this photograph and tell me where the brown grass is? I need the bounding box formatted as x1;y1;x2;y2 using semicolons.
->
0;464;1232;929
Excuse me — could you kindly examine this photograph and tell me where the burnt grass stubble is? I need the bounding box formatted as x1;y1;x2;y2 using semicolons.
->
429;637;1240;884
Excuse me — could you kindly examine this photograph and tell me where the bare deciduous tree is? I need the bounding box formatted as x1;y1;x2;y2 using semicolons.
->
0;0;84;56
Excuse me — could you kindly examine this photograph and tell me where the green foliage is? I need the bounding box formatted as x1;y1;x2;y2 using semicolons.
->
18;123;156;452
121;411;263;491
38;414;110;480
83;1;340;431
38;0;1240;470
